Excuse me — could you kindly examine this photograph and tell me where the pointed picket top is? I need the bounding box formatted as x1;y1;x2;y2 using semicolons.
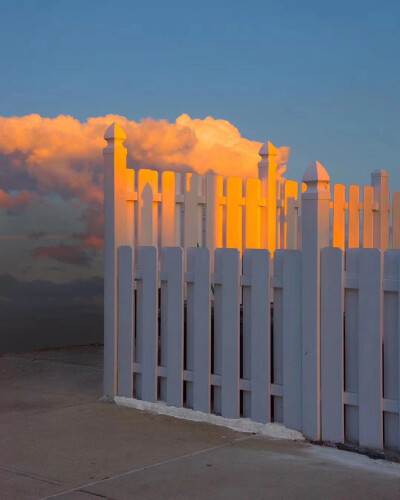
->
104;122;127;155
259;141;278;157
302;161;330;195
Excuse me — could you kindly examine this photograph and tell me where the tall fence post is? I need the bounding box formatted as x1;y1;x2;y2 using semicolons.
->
258;142;278;253
103;122;128;398
301;161;331;440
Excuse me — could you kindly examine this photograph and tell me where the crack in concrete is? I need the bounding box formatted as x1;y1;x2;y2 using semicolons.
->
40;435;252;500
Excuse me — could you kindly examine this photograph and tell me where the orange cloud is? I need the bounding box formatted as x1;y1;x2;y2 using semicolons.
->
0;114;265;254
0;114;262;203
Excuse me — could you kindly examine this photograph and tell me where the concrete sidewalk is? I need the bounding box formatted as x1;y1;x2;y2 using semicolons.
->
1;346;399;500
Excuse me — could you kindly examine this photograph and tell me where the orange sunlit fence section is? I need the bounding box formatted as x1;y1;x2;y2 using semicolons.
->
126;169;301;256
104;122;400;263
330;172;400;251
120;168;400;257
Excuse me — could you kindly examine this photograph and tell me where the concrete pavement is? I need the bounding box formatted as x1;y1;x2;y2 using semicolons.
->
1;345;399;499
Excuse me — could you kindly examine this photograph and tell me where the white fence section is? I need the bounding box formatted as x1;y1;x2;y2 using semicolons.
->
104;122;400;453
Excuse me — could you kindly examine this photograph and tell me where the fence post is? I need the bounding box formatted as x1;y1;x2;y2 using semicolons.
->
371;170;390;251
301;161;331;440
103;122;128;398
258;142;278;253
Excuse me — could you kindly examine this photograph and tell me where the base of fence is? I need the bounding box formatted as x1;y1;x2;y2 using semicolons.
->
114;396;304;441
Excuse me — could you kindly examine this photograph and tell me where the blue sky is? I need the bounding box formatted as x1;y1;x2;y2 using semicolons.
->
1;0;399;186
0;0;399;351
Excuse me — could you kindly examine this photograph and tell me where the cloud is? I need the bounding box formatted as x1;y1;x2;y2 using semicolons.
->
0;188;39;213
32;244;93;267
0;113;262;199
0;113;266;256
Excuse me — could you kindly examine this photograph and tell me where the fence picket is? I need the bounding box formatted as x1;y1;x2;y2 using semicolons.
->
348;185;360;248
161;172;176;247
321;247;344;442
281;250;302;431
117;246;134;397
137;170;159;246
272;252;284;422
126;169;135;247
363;186;374;248
184;173;203;250
187;247;211;413
383;250;400;449
161;247;184;407
372;170;390;251
214;249;240;418
244;178;261;250
226;177;244;253
344;249;360;444
333;184;346;249
358;249;383;449
392;193;400;249
282;181;298;250
136;246;158;402
242;250;270;423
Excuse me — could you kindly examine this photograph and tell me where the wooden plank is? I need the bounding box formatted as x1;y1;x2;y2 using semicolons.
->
332;184;346;250
214;248;240;418
136;246;158;403
205;175;223;253
348;185;360;248
363;186;374;248
344;249;360;444
161;247;184;407
383;250;400;450
184;173;203;251
174;173;183;247
372;170;390;251
282;181;298;250
358;249;383;449
242;250;270;423
126;169;135;248
137;170;159;246
117;246;134;397
161;172;176;247
244;178;261;250
226;177;244;253
272;252;284;422
321;247;344;442
282;250;302;431
286;181;299;250
392;193;400;249
187;248;211;413
398;257;400;449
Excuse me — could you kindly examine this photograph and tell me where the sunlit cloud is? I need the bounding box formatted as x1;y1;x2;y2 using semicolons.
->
0;113;263;267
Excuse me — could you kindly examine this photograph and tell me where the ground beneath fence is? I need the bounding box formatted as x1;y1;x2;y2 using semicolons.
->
1;345;400;500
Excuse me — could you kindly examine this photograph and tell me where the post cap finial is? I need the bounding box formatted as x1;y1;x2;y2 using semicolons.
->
104;122;127;141
259;141;278;157
302;161;330;197
302;161;330;183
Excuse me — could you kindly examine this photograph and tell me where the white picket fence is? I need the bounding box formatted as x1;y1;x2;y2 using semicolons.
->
104;122;400;452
